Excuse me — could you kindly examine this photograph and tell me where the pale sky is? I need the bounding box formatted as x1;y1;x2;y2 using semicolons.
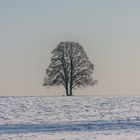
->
0;0;140;96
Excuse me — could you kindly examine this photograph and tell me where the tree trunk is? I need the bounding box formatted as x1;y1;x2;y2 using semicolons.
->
69;58;73;96
65;85;69;96
69;85;72;96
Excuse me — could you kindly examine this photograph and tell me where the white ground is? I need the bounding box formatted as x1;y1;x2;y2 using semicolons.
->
0;96;140;139
1;131;140;140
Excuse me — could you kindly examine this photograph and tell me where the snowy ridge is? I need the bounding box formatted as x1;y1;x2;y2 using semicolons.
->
0;120;140;134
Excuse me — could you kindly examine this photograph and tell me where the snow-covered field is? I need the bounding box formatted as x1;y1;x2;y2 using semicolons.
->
0;96;140;140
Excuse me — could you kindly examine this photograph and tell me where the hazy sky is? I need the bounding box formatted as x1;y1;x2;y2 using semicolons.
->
1;0;140;96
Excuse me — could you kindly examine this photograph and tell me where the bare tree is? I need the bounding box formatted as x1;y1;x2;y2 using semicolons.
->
43;41;97;96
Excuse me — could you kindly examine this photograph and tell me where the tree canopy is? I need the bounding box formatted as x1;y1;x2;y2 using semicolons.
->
43;41;97;96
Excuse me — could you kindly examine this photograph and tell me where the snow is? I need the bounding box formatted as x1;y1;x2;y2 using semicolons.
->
0;96;140;139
